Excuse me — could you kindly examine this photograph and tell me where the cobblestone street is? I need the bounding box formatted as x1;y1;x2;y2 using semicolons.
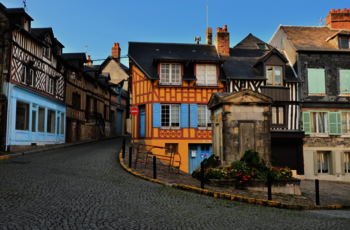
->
1;138;350;230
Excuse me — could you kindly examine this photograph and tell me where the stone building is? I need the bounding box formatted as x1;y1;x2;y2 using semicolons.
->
208;89;274;166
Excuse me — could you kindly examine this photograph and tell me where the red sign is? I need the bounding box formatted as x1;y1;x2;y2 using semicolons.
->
130;107;139;116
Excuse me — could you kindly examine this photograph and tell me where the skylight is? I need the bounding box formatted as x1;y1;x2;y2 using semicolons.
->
257;43;269;50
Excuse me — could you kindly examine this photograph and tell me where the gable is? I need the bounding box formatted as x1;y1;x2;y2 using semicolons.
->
223;91;273;104
265;54;285;66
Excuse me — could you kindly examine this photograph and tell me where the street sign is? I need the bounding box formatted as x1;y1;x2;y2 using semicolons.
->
130;107;139;116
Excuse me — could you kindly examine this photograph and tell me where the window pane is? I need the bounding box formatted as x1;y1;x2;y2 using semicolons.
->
318;113;325;133
47;110;56;133
278;107;284;124
342;113;347;134
28;69;33;86
161;105;170;127
206;65;217;85
267;67;273;85
38;107;45;132
257;44;268;50
15;101;29;130
341;38;349;49
32;110;36;132
61;113;64;134
21;66;26;83
274;67;282;85
197;105;206;127
197;65;206;84
171;64;181;84
207;107;211;127
161;64;170;84
272;107;277;124
171;105;180;127
322;153;329;173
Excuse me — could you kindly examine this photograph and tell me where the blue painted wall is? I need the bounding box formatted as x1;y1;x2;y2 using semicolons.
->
6;84;66;148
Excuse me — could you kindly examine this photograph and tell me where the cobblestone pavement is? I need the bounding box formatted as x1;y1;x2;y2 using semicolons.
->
0;138;349;229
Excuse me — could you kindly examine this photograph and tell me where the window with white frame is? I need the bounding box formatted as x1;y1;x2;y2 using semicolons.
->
266;66;282;86
317;152;329;174
341;112;350;134
160;64;181;85
344;153;350;174
196;64;217;86
198;105;211;128
48;78;54;94
311;112;327;134
161;104;180;128
21;66;26;83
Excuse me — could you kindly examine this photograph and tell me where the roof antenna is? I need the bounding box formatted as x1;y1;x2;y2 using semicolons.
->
207;3;209;29
319;17;325;26
85;45;90;54
23;0;28;12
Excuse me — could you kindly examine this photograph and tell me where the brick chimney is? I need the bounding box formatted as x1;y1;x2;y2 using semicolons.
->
214;25;230;56
206;27;212;45
86;55;93;66
325;9;350;30
112;42;121;63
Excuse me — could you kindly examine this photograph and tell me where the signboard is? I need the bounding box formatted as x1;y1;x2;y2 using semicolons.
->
130;107;139;116
191;150;196;158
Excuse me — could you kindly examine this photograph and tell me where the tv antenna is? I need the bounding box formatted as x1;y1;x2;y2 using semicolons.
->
319;17;325;26
23;0;28;11
84;45;90;53
207;3;209;29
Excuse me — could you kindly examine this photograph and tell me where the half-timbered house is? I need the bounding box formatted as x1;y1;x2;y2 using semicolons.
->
63;53;111;141
222;33;304;174
0;5;66;151
269;8;350;181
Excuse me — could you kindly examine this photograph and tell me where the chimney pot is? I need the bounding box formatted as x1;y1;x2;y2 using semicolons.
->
342;8;347;12
86;55;93;66
223;25;227;32
112;42;121;63
331;9;335;13
336;9;340;12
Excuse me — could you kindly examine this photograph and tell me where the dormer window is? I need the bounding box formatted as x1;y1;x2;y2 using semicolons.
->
266;66;282;86
196;64;217;86
42;46;51;58
160;63;181;85
257;43;269;50
340;38;350;49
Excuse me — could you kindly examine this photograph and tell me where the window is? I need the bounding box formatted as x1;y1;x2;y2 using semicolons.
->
15;101;29;130
43;46;50;58
160;64;181;85
196;64;217;86
72;93;81;109
317;152;329;174
32;110;36;132
344;153;350;174
21;66;26;83
308;68;325;94
257;43;269;50
197;105;211;128
266;66;282;86
47;109;56;133
272;106;284;125
161;104;180;128
311;112;327;134
165;143;178;155
48;78;54;94
61;113;64;134
340;38;349;49
340;69;350;93
28;69;34;86
38;107;45;132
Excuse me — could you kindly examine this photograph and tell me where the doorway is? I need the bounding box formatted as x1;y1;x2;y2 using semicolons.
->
139;105;145;137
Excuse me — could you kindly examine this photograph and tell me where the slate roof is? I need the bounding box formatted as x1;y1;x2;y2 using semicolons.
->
62;53;87;61
84;65;101;72
6;8;33;21
276;26;350;52
31;28;52;40
121;89;128;98
128;42;223;80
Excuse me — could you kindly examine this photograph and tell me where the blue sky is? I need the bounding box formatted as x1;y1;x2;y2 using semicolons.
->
2;0;350;66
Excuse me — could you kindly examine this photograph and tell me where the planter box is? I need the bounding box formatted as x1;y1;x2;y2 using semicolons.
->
208;178;301;195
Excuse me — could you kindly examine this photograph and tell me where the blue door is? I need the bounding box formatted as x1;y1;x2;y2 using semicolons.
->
116;109;122;135
188;144;212;173
140;106;145;137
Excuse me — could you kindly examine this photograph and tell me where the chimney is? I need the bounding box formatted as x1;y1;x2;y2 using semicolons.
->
206;27;212;45
325;9;350;30
112;42;121;63
86;55;93;66
214;25;230;56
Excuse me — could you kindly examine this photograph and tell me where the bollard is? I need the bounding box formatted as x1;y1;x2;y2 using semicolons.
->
268;172;272;201
129;146;132;168
122;138;126;159
201;162;204;189
315;179;320;205
153;156;157;179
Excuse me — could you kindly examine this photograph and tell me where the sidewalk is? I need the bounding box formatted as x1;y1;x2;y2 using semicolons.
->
0;134;130;159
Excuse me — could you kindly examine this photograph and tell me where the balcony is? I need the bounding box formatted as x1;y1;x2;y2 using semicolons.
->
261;86;290;101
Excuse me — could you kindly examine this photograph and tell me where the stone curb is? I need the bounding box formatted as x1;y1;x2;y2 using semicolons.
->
118;152;350;211
0;135;126;161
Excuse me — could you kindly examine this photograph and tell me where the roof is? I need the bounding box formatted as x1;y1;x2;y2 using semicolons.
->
128;42;222;80
6;8;33;21
84;65;101;72
62;53;87;61
121;89;128;98
278;26;350;52
100;56;129;75
31;28;52;40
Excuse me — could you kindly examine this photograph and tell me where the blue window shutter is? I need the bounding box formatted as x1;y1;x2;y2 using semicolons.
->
180;104;189;128
328;112;341;135
153;103;160;128
190;104;198;128
302;112;311;135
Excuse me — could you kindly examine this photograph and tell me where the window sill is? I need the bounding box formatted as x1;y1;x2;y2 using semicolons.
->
197;127;212;130
159;83;182;86
196;84;218;87
339;94;350;97
310;133;329;137
340;134;350;138
160;127;181;130
307;94;326;96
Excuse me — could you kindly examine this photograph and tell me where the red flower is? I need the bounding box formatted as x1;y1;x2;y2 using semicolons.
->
248;176;251;178
239;181;242;183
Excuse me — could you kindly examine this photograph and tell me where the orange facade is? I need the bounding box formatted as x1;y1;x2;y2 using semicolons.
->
131;64;225;172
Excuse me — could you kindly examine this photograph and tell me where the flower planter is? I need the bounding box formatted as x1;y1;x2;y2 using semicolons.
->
208;178;301;195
